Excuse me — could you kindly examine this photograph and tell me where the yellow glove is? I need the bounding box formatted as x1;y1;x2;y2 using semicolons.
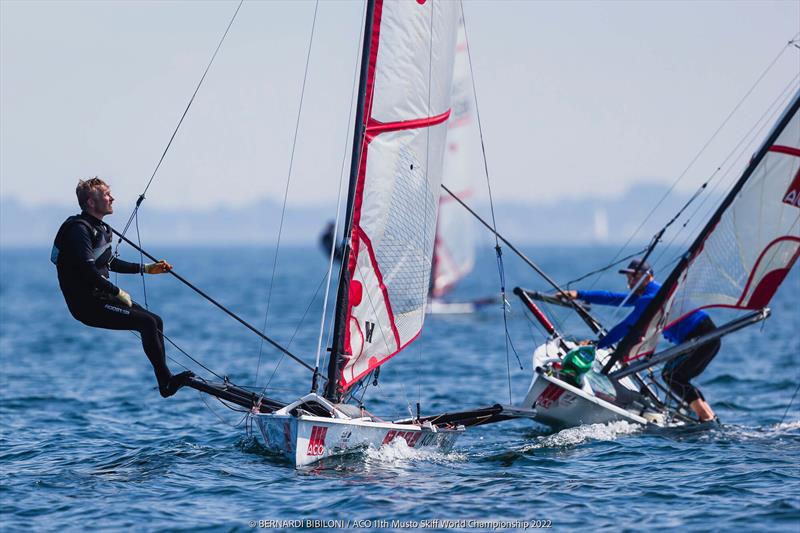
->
116;288;133;308
144;260;173;274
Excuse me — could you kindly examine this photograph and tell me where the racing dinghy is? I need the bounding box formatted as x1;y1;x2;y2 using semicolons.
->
514;87;800;430
252;0;465;466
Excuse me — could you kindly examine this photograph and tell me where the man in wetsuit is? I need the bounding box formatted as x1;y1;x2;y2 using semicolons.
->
560;259;719;422
52;177;193;398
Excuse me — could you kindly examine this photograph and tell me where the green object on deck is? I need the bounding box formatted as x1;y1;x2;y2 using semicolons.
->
561;346;596;387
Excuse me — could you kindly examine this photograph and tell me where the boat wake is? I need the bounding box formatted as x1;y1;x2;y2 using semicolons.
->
774;420;800;431
365;437;466;466
521;420;643;451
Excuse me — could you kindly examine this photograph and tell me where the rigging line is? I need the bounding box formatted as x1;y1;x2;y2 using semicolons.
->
675;74;799;236
314;0;367;382
418;0;436;415
261;268;330;396
254;0;320;386
652;79;798;268
460;1;518;401
780;380;800;425
128;327;225;381
441;183;604;334
116;0;245;245
134;209;148;309
574;36;799;295
689;79;797;230
199;393;250;427
315;1;366;379
111;227;314;373
565;247;649;288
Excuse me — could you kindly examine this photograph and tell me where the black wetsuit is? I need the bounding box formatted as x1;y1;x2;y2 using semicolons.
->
52;213;178;396
661;315;720;405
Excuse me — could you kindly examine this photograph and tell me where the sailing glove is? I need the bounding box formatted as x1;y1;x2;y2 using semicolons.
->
143;260;172;274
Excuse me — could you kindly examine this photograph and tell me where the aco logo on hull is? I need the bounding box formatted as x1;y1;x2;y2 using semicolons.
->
306;426;329;457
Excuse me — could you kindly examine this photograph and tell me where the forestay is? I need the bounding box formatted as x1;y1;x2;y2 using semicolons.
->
613;90;800;364
431;16;476;299
339;0;459;389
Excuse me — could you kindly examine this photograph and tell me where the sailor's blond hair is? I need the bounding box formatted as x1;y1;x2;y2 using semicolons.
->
76;177;108;210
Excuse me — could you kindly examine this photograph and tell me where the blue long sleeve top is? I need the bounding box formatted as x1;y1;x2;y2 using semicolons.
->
578;280;708;348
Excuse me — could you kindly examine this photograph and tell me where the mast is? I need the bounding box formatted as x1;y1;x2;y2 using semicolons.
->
325;0;377;401
603;90;800;374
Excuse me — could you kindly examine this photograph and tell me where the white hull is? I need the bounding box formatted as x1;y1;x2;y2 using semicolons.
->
522;373;648;428
253;394;462;467
519;340;660;429
427;299;477;315
426;296;499;315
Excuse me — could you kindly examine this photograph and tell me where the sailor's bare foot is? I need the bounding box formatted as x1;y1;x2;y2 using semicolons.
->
690;398;715;422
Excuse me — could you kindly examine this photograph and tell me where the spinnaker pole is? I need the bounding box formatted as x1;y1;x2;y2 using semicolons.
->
325;0;377;402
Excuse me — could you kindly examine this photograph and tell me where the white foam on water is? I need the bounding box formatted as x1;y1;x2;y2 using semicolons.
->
774;420;800;431
364;436;466;466
522;420;643;451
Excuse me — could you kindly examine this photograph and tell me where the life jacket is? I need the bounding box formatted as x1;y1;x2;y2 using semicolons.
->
50;215;113;267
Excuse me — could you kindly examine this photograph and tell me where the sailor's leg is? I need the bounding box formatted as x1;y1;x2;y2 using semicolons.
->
690;398;715;421
662;339;720;421
76;300;173;394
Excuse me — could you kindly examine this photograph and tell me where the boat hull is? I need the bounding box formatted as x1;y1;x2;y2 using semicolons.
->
521;373;647;428
254;413;462;467
519;340;650;429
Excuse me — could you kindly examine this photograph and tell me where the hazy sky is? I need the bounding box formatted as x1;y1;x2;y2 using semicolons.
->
1;0;798;209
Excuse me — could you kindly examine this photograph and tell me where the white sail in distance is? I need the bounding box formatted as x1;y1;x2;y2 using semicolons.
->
616;90;800;363
338;0;459;390
431;15;476;299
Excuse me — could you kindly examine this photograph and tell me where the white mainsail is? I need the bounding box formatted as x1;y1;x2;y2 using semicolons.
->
616;90;800;363
431;16;476;299
338;0;459;390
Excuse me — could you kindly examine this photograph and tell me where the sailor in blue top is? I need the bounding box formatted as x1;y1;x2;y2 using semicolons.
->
561;259;720;422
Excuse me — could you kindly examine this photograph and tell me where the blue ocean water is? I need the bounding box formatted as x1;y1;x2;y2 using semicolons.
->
1;244;798;531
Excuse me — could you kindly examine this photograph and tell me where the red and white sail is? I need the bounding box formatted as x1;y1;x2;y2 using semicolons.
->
339;0;459;389
430;16;476;299
618;90;800;362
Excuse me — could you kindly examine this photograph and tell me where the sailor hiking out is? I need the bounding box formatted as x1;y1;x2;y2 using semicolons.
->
560;259;719;422
51;177;193;397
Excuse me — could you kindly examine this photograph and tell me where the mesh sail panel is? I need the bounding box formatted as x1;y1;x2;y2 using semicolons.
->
340;0;459;389
432;16;476;299
624;93;800;360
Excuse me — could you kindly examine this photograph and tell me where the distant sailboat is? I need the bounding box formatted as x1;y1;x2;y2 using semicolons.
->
428;15;497;315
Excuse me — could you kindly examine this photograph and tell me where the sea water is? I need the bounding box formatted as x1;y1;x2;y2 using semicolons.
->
1;245;798;531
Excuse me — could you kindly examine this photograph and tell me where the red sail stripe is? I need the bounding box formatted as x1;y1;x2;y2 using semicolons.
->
769;145;800;157
365;110;451;142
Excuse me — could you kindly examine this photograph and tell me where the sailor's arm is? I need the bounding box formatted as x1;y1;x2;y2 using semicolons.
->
576;290;629;306
108;256;140;274
558;289;629;306
109;257;172;275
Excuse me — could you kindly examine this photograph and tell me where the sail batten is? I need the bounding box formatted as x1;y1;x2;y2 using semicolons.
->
607;90;800;370
332;0;460;392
